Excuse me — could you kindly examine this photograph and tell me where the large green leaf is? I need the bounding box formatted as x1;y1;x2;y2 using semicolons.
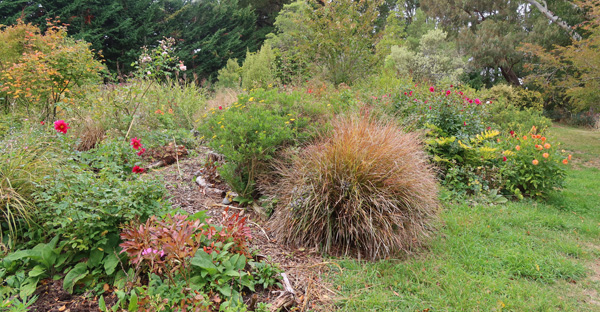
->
63;262;89;293
104;253;119;275
190;250;217;275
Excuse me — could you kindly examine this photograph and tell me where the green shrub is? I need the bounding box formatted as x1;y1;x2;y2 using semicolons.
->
240;44;276;90
199;96;301;197
198;89;316;197
34;138;167;252
216;58;242;89
268;117;439;259
481;84;550;133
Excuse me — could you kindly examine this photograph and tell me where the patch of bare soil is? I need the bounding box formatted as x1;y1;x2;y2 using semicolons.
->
29;279;117;312
146;147;336;311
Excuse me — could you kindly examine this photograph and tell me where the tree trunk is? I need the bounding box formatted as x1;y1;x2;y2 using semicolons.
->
500;66;522;86
525;0;583;41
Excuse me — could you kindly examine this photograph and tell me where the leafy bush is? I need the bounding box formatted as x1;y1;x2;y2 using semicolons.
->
198;90;311;197
216;58;242;89
119;211;278;309
240;44;276;90
385;29;465;84
498;129;570;198
0;20;105;119
268;117;439;259
34;137;167;252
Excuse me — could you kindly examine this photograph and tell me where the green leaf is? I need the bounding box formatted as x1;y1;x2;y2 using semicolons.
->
217;285;232;297
19;277;39;299
191;250;218;275
63;262;89;293
89;248;105;268
104;253;119;275
98;295;107;312
28;265;47;278
224;269;240;277
128;290;138;311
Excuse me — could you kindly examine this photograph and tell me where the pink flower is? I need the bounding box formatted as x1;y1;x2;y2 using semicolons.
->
474;98;482;105
178;61;187;71
404;92;407;95
130;137;142;150
137;148;146;156
487;126;491;130
218;106;223;110
459;91;464;96
429;106;432;110
40;121;45;125
464;121;467;126
503;156;507;162
446;90;451;96
54;120;70;134
510;130;515;136
429;87;435;92
450;84;454;88
132;165;145;174
468;99;473;104
409;91;413;96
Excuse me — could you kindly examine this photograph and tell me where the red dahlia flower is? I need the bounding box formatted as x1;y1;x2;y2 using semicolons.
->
130;137;142;150
54;120;70;134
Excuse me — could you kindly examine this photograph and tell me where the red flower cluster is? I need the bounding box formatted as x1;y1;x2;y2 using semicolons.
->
54;120;70;134
132;165;145;174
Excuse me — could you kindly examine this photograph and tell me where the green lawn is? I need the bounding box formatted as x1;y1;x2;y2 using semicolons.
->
329;125;600;311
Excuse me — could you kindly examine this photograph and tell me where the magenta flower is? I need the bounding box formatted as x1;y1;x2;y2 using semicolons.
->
446;90;451;96
474;98;482;105
137;148;146;156
429;87;435;92
54;120;70;134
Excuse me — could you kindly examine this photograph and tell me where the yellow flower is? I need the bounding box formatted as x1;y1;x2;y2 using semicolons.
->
249;97;254;102
290;118;295;121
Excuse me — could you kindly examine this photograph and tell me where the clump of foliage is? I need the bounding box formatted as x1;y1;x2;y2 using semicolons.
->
521;0;600;114
0;19;105;119
498;128;569;198
118;211;280;310
481;84;551;133
198;88;312;198
0;125;55;247
386;29;466;84
269;117;439;259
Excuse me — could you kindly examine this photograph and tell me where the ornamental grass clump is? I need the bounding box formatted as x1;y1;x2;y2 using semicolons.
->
270;117;439;259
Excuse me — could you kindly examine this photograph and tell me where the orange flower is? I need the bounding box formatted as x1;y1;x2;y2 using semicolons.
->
523;135;527;140
544;143;551;149
541;137;546;142
515;145;521;151
532;159;539;165
542;153;549;158
568;154;572;160
535;144;543;150
562;159;568;164
155;109;164;115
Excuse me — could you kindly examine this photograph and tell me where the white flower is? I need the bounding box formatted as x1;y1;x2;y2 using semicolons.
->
147;71;151;75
